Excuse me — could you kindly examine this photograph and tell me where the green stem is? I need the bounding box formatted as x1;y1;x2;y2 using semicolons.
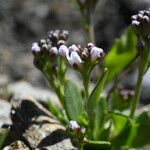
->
83;73;90;99
84;20;94;43
130;42;150;118
50;79;64;106
130;66;143;118
44;71;64;106
78;142;83;150
82;13;95;43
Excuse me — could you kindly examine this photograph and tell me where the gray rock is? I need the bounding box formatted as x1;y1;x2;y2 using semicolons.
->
8;98;76;149
3;140;30;150
7;81;61;107
0;0;83;88
0;99;11;127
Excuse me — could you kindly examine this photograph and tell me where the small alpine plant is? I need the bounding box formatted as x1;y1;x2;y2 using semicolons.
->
31;4;150;150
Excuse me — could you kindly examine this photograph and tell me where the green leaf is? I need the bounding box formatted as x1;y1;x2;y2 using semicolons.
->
83;140;111;150
131;110;150;147
87;68;108;127
104;27;137;82
94;97;110;140
47;100;68;125
111;90;130;112
110;119;132;149
0;128;10;149
64;80;84;122
109;112;129;139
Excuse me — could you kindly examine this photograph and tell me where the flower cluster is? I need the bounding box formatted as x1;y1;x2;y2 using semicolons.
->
31;30;105;105
68;120;86;142
131;9;150;37
31;30;69;70
58;43;105;68
31;29;104;71
31;30;69;57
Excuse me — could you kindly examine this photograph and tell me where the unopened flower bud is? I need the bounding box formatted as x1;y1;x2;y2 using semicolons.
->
50;47;58;55
131;15;137;20
68;120;80;130
139;10;144;15
69;44;78;52
68;51;83;66
143;15;149;22
57;40;66;46
132;20;140;27
42;44;48;51
53;32;59;39
62;30;69;37
137;14;143;20
59;45;69;57
39;39;46;46
87;42;94;50
31;43;41;52
131;9;150;37
90;46;104;61
81;51;88;60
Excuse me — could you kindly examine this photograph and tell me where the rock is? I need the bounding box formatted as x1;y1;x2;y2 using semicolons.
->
7;81;60;107
6;98;75;149
0;0;83;88
0;74;10;86
0;99;11;127
3;140;30;150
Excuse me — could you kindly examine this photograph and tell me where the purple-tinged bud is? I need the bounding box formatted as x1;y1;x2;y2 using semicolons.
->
90;46;104;61
39;39;46;46
41;44;48;51
131;15;137;20
87;42;94;50
145;10;150;16
57;40;66;46
139;10;144;15
131;9;150;37
137;14;143;20
68;51;83;66
131;20;140;27
68;120;80;130
50;47;58;55
31;43;41;52
143;15;149;22
81;51;88;60
59;45;69;57
62;30;69;36
69;44;78;52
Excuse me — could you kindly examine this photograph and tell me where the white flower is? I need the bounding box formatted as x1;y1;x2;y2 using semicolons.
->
90;46;104;61
69;44;78;52
50;47;58;55
59;45;69;57
68;120;80;130
67;51;82;66
31;43;41;52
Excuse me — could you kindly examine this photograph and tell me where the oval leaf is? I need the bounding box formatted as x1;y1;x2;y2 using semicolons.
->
64;80;84;122
104;27;137;83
